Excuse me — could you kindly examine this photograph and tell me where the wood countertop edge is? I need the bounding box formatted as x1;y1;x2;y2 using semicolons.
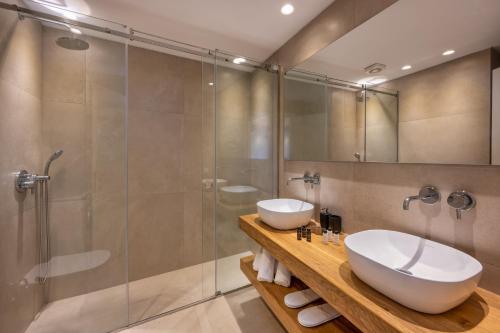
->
239;215;404;333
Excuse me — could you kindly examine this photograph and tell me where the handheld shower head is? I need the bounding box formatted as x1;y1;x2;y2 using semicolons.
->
44;150;64;175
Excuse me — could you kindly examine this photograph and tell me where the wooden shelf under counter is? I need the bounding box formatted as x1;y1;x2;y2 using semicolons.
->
240;255;361;333
239;214;500;333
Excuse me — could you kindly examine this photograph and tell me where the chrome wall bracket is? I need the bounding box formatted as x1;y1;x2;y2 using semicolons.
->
15;170;35;193
15;170;49;193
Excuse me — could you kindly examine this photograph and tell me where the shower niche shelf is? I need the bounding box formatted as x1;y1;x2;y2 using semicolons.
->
240;255;360;333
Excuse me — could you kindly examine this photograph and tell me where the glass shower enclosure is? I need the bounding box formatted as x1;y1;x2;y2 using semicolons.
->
0;2;277;333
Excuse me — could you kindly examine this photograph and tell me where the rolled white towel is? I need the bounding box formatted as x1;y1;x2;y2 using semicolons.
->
274;261;291;287
257;249;276;283
252;247;263;272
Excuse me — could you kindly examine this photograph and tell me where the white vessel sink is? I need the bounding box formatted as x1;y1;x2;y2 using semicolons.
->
344;230;483;314
257;199;313;230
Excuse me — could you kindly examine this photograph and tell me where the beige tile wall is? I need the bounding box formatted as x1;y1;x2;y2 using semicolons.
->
41;27;127;311
281;160;500;294
365;90;398;162
327;87;364;162
38;32;275;308
214;66;277;264
127;46;208;280
215;66;253;259
0;12;43;333
283;78;328;161
283;80;365;162
383;49;494;164
250;69;277;198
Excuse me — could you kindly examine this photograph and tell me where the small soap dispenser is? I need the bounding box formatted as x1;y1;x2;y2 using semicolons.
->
331;215;342;245
320;208;330;230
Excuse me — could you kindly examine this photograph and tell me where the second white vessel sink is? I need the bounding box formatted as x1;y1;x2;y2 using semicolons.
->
257;198;313;230
344;230;483;314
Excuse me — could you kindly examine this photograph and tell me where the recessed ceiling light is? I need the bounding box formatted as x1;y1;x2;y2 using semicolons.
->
401;65;412;70
281;4;294;15
233;57;246;64
442;49;455;56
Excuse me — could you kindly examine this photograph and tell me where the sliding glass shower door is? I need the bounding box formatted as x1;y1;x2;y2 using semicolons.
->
0;3;217;332
214;51;278;292
0;2;278;332
0;5;130;333
126;34;216;322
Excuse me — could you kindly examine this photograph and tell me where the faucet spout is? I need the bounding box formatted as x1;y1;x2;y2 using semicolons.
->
403;195;419;210
286;172;320;187
402;186;440;211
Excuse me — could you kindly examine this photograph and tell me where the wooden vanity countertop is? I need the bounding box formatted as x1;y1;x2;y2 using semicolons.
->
239;214;500;333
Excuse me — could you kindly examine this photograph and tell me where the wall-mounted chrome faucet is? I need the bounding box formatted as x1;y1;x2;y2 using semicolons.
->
287;172;320;189
402;185;440;210
447;190;475;220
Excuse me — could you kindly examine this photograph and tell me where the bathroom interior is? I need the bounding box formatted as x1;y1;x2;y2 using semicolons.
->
1;0;499;332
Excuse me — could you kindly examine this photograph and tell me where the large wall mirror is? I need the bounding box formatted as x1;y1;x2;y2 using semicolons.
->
284;0;500;165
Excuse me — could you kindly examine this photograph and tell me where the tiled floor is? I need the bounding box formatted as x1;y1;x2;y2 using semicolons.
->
26;252;254;333
122;287;285;333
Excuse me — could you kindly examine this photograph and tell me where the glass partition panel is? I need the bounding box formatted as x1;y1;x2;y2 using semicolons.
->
365;88;398;162
126;36;216;321
0;3;218;333
0;5;129;333
284;72;366;162
215;52;277;292
284;77;328;161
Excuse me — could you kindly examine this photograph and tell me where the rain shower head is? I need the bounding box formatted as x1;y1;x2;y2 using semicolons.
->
44;150;64;175
56;36;89;50
55;22;89;50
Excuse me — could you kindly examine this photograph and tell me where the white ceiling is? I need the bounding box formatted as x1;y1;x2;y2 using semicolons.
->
298;0;500;83
24;0;334;60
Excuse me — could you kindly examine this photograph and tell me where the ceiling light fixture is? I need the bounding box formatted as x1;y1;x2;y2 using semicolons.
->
281;4;294;15
208;82;214;86
442;49;455;56
364;63;386;74
233;57;246;64
401;65;412;70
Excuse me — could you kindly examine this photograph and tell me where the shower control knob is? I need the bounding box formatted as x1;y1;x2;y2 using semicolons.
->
15;170;35;193
447;190;475;220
